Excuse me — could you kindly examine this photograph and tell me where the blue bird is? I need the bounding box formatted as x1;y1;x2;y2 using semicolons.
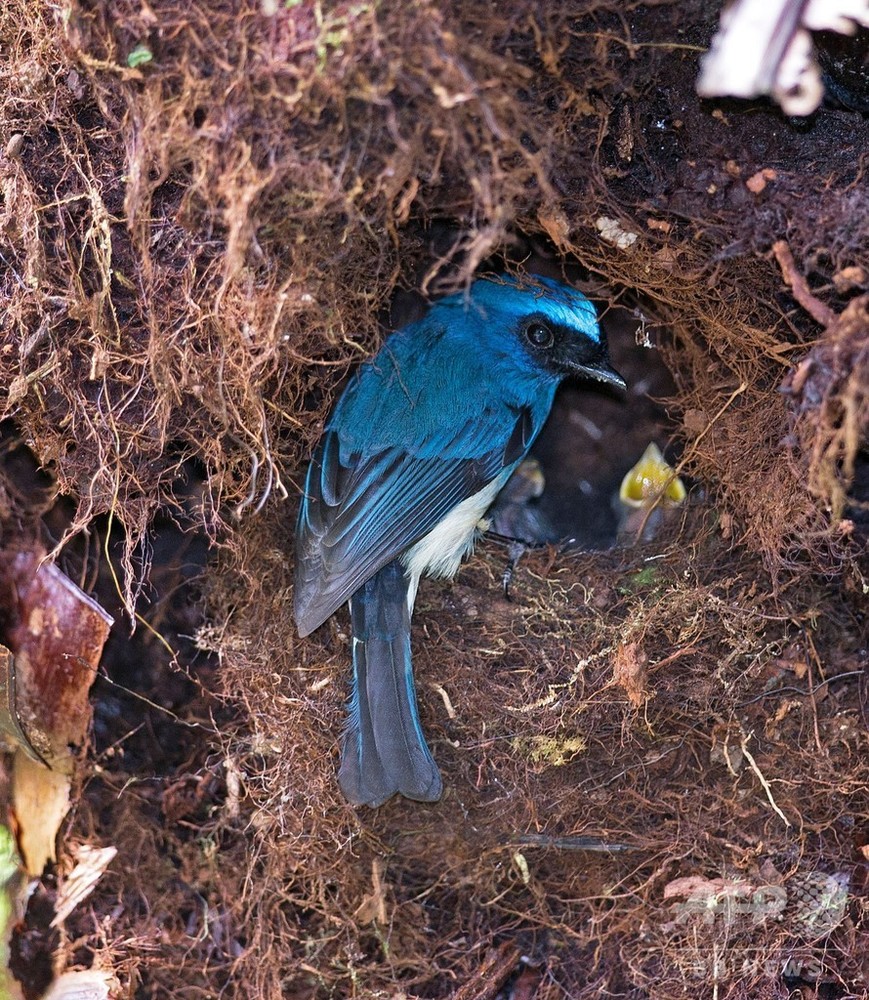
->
295;274;625;807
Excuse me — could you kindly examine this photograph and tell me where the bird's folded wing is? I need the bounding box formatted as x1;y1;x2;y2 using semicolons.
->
294;407;534;636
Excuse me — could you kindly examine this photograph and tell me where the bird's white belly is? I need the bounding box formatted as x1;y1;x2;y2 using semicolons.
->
400;473;508;607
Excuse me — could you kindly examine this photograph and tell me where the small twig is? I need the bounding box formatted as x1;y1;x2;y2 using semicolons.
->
513;833;640;853
773;240;836;327
432;683;457;720
740;730;792;828
648;646;700;673
736;669;863;707
452;940;523;1000
803;628;825;755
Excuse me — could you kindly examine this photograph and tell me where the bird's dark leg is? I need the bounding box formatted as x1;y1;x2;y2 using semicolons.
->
502;540;528;600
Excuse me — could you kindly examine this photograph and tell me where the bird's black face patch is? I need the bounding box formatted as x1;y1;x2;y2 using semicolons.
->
518;313;626;389
520;314;600;372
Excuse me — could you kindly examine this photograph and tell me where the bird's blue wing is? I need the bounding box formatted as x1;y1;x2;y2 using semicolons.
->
294;406;536;636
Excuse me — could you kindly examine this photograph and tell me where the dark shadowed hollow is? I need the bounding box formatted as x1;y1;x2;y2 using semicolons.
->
0;1;867;997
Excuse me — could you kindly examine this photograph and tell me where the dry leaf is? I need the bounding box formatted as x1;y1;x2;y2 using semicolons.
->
5;551;113;766
12;756;74;877
612;642;650;708
0;549;113;874
536;208;571;248
41;970;118;1000
353;857;387;925
51;844;118;927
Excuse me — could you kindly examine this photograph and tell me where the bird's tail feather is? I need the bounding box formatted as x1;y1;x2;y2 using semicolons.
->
339;560;442;807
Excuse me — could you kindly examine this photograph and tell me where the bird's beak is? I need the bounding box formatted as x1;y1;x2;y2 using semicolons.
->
571;357;627;390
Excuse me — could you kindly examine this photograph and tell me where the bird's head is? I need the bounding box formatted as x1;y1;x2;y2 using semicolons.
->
463;274;626;390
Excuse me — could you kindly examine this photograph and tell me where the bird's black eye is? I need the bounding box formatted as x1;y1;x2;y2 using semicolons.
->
525;321;554;348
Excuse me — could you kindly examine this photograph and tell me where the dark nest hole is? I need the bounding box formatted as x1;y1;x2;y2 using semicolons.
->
530;302;679;548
